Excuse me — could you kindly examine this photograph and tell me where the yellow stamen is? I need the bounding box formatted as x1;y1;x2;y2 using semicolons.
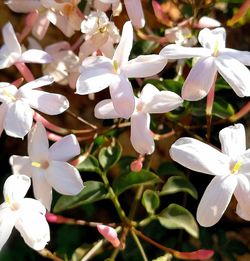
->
5;195;11;205
214;40;219;57
113;60;119;73
232;161;242;174
32;161;42;168
2;89;16;101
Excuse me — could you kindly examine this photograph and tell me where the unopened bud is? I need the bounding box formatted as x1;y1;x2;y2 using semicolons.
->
97;224;120;248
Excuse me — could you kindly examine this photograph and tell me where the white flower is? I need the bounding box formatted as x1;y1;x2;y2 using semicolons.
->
76;21;167;119
160;27;250;101
10;122;84;211
0;175;50;250
170;124;250;227
0;75;69;138
0;22;52;69
95;84;183;155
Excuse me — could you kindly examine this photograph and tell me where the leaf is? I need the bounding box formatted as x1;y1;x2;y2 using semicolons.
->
98;139;122;171
213;97;235;119
142;189;160;214
53;181;109;213
160;176;198;199
158;162;185;177
157;203;199;238
113;170;162;196
76;155;100;173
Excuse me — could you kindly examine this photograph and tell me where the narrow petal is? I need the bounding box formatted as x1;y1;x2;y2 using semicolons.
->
6;0;42;13
45;161;84;195
4;100;33;139
9;156;32;176
3;175;31;202
159;44;210;59
0;83;17;103
181;56;217;101
239;149;250;175
130;112;155;155
32;12;50;40
23;90;69;115
219;124;246;161
0;104;8;136
94;99;120;119
124;0;145;28
140;84;183;113
123;55;167;78
221;48;250;66
113;21;133;67
197;175;237;227
19;75;54;92
109;74;135;119
2;22;21;55
170;137;230;176
76;56;114;95
49;134;80;161
20;50;52;64
215;55;250;97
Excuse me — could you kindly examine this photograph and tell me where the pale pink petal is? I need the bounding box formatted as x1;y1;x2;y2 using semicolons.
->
123;55;167;78
76;56;114;95
170;137;230;176
97;224;120;247
20;49;52;64
197;175;237;227
49;134;80;161
9;155;32;176
215;55;250;97
109;74;135;119
2;22;21;55
94;99;120;119
99;39;115;59
182;56;217;101
0;104;7;136
45;161;84;195
19;75;54;92
124;0;145;28
130;112;154;155
197;16;221;28
6;0;41;13
140;84;183;113
219;124;246;161
113;21;133;67
93;0;110;12
32;12;50;40
4;100;33;138
221;48;250;66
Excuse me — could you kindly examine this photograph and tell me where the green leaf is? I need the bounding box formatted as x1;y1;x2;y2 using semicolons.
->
157;203;199;238
98;139;122;171
152;253;172;261
158;162;185;177
213;97;235;119
113;170;162;196
142;189;160;214
76;155;100;173
159;176;198;199
53;181;108;213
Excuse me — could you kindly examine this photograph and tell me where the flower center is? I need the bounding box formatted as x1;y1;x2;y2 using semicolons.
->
230;161;242;174
2;89;16;102
113;60;119;74
31;161;50;169
5;195;21;211
213;40;219;57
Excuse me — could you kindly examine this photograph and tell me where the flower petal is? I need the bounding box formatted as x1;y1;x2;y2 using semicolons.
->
32;11;50;40
181;56;217;101
4;100;33;138
140;84;183;113
170;137;230;176
240;149;250;175
0;83;17;103
219;124;246;161
109;74;135;119
221;48;250;66
2;22;21;55
94;99;120;119
76;56;114;95
6;0;41;13
124;0;145;28
49;134;80;161
215;55;250;97
123;55;167;78
0;104;8;136
113;21;133;67
9;155;32;176
45;161;84;195
20;49;52;64
197;175;237;227
130;112;154;155
19;75;54;92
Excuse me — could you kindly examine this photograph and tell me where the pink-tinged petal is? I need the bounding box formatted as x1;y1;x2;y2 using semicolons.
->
76;56;114;95
49;134;80;161
23;90;69;115
219;124;246;161
15;200;50;250
0;104;7;136
93;0;111;11
140;84;183;113
130;112;154;155
6;0;41;13
2;22;21;55
94;99;120;119
198;27;226;50
19;75;54;92
113;21;133;67
197;175;237;227
97;224;120;247
159;44;210;59
0;83;17;103
109;74;135;119
3;175;31;202
221;48;250;66
99;39;115;59
170;137;230;176
28;122;49;162
197;16;221;28
45;161;84;195
4;100;33;139
32;168;52;211
32;12;50;40
124;0;145;29
215;55;250;97
20;49;52;64
123;55;167;78
182;56;217;101
9;156;32;176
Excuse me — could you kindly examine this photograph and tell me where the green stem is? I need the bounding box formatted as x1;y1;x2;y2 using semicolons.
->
131;230;149;261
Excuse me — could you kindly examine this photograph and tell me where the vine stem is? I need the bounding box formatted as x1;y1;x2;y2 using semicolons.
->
38;248;63;261
130;230;149;261
15;62;35;82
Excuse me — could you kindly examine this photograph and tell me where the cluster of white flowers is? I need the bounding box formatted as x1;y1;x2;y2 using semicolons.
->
0;0;250;254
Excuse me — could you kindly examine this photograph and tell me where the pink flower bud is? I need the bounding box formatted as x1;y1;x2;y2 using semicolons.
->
97;225;120;248
130;159;143;172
